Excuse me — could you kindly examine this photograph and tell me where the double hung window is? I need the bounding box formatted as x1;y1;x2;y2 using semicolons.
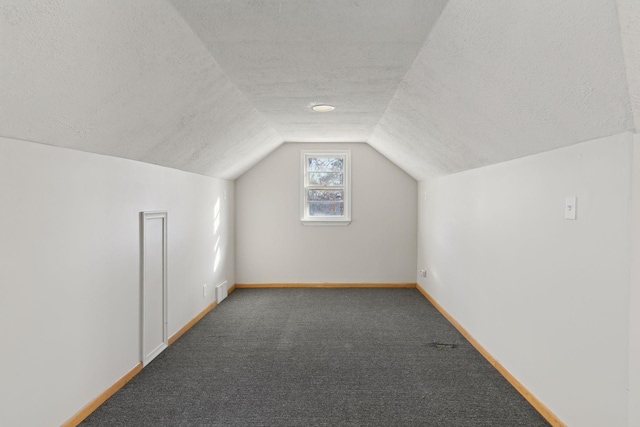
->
301;150;351;225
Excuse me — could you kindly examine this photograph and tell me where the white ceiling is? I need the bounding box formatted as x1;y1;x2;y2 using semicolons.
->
170;0;448;144
1;0;638;180
370;0;636;179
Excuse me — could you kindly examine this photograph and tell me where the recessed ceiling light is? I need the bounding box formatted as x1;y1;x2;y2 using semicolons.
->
312;104;335;112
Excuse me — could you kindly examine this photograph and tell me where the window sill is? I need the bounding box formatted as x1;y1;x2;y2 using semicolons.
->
301;219;351;226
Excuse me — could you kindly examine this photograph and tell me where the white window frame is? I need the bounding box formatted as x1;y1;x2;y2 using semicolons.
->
300;150;351;226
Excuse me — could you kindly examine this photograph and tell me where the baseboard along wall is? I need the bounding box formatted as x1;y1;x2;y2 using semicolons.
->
62;282;564;427
237;282;565;426
60;362;142;427
235;282;416;288
415;285;567;427
62;297;221;426
168;300;217;345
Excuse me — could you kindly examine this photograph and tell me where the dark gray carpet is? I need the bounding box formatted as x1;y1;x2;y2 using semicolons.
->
81;288;550;426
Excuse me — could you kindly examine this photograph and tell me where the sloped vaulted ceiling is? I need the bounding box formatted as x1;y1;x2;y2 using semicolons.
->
0;0;282;179
618;0;640;129
369;0;637;179
1;0;639;180
169;0;448;144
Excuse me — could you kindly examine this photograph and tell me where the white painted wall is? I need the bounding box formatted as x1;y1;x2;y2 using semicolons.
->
417;133;632;427
235;142;417;283
630;133;640;427
0;137;234;426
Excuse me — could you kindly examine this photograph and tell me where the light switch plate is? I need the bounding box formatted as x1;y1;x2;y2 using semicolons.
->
565;197;577;220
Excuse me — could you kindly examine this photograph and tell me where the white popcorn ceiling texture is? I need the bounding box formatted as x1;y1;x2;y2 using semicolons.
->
0;0;638;180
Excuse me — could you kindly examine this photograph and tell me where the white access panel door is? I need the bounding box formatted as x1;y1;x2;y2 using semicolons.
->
141;211;168;366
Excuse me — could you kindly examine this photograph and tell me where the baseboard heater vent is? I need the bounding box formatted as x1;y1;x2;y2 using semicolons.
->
216;280;228;303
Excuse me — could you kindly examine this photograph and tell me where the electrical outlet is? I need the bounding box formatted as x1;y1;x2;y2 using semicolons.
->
420;269;427;277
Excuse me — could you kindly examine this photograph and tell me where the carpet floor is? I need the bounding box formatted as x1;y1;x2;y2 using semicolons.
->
81;288;550;426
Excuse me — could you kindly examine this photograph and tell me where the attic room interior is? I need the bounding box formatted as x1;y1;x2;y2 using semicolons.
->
1;0;640;426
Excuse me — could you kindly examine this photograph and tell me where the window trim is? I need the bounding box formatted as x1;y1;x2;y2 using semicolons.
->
300;149;351;226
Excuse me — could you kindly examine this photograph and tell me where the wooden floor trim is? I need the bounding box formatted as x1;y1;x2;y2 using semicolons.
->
63;297;223;426
228;283;237;294
65;284;562;426
168;300;217;345
61;362;142;427
235;282;417;289
415;285;566;427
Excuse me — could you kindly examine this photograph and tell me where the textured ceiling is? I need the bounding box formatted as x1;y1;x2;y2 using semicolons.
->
0;0;638;180
169;0;448;143
618;0;640;129
0;0;281;179
369;0;636;179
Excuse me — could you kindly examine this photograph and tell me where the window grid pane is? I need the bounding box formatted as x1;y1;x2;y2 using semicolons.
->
307;157;344;172
308;189;344;201
307;172;343;186
309;202;344;216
